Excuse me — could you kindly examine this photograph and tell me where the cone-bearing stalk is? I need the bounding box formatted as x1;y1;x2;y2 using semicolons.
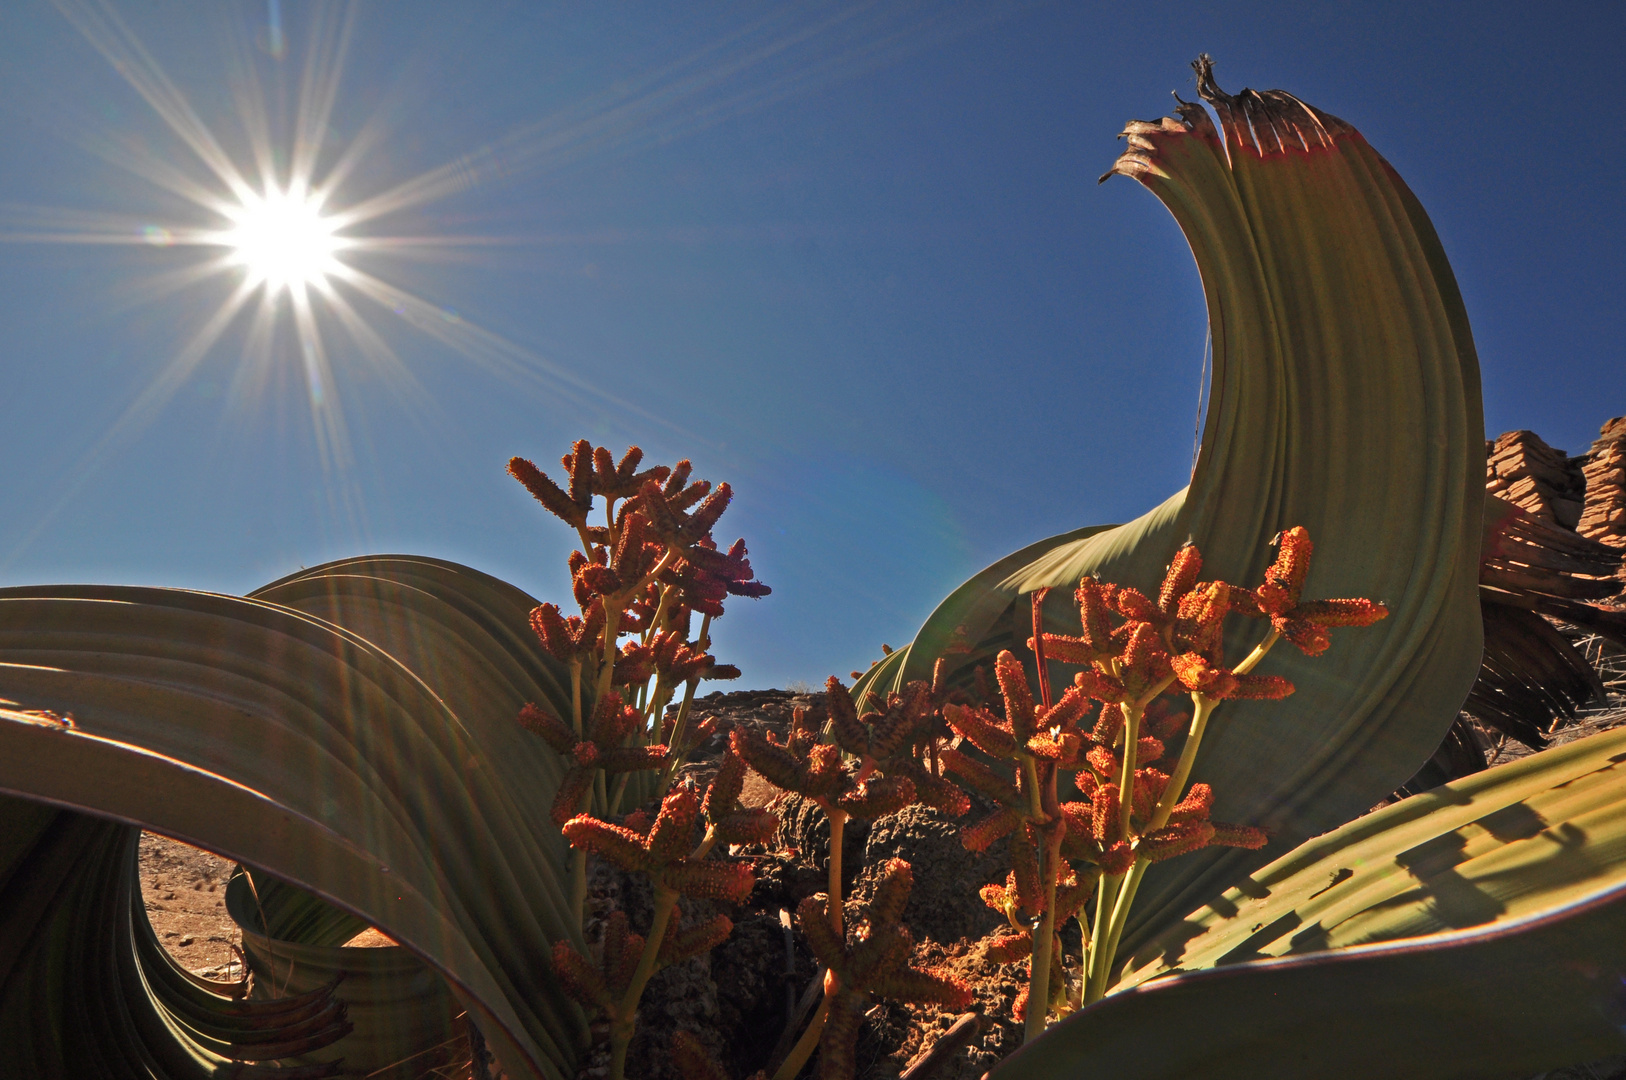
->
608;885;678;1079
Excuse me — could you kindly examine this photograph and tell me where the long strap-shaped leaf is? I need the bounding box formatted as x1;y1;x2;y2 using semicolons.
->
996;726;1626;1077
858;58;1485;956
224;869;462;1074
0;556;585;1080
0;794;352;1076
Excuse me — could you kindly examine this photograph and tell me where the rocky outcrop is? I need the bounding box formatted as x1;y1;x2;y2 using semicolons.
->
1483;418;1626;552
1578;416;1626;549
1485;429;1588;529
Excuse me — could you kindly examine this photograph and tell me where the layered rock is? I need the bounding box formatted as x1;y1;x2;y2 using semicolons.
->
1485;429;1588;529
1578;416;1626;549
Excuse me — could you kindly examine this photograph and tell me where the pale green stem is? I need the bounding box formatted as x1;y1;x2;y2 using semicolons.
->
1018;752;1052;1041
607;885;678;1080
567;656;594;931
642;583;678;646
1082;636;1274;1004
827;808;847;937
607;771;630;817
637;674;665;746
1086;686;1152;1002
772;997;829;1080
1085;859;1148;1004
1115;703;1143;843
1233;629;1280;676
569;662;583;741
1025;829;1062;1043
590;547;680;719
571;796;597;935
595;605;621;709
652;613;713;803
574;525;599;565
1020;754;1044;821
607;674;662;816
1067;911;1087;1013
1086;870;1118;998
1148;695;1218;833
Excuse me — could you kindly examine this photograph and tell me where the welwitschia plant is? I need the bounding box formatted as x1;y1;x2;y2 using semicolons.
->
945;527;1385;1037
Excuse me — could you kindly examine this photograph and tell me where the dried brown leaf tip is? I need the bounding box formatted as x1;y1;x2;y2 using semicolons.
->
799;860;973;1080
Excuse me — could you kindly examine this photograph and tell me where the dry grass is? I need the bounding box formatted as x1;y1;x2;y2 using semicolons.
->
1485;630;1626;767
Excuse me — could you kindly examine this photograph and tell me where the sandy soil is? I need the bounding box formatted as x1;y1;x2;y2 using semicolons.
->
137;830;244;981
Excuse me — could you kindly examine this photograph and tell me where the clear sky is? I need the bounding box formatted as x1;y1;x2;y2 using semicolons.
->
1;1;1621;690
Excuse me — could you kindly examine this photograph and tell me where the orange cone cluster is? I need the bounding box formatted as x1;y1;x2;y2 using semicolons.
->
511;446;1387;1080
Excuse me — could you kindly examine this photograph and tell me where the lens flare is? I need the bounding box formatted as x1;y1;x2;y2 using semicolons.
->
4;0;950;565
220;187;344;294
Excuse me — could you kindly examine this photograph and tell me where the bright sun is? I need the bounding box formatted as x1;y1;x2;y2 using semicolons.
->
222;186;344;294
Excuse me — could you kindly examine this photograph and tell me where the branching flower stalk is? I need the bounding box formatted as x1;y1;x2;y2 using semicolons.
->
1066;528;1388;1005
509;441;770;933
554;748;776;1080
652;611;714;804
735;679;968;1080
940;527;1387;1040
940;636;1099;1040
775;860;972;1080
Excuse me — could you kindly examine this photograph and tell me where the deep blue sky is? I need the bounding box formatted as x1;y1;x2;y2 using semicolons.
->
1;2;1621;689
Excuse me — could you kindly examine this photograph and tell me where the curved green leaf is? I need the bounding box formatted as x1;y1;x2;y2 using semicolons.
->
0;794;350;1076
997;726;1626;1078
864;63;1486;954
850;524;1118;710
0;556;585;1080
226;870;460;1074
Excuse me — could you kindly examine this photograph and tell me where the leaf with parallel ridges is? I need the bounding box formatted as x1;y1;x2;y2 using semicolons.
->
0;796;352;1075
0;555;585;1079
223;868;461;1071
856;59;1485;958
999;726;1626;1078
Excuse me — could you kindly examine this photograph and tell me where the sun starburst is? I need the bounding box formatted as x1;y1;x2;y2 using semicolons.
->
218;186;346;295
11;0;663;525
2;0;968;566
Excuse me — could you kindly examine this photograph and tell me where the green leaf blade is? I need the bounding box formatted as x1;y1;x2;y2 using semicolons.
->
1003;727;1626;1078
0;558;587;1079
868;67;1487;955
